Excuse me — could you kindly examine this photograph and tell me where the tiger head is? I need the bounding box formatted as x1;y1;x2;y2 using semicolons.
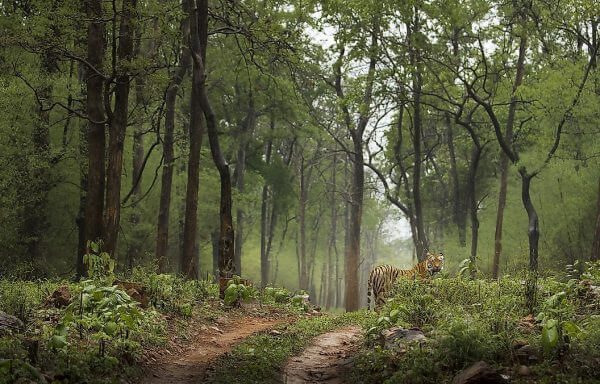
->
425;251;444;275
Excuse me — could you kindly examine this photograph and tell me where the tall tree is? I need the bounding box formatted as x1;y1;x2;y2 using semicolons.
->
332;9;380;309
104;0;138;258
80;0;107;277
156;3;191;273
181;0;207;279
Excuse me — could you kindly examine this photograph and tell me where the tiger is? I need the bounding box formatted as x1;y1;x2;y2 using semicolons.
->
367;251;445;311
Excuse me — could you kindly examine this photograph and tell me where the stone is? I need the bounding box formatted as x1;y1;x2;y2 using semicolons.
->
515;344;539;365
517;365;531;376
380;327;426;351
451;361;508;384
0;311;24;334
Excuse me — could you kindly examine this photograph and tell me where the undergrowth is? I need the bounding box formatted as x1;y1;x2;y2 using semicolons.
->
351;262;600;384
207;311;370;384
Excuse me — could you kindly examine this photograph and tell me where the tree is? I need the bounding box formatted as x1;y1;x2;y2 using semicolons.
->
156;2;191;273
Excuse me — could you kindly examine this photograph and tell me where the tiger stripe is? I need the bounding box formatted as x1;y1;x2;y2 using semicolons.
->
367;252;444;310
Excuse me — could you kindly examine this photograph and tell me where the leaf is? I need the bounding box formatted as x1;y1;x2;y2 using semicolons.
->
104;321;118;336
562;321;582;337
48;334;68;350
541;319;559;354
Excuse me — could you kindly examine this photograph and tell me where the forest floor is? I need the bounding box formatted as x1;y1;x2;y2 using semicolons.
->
143;307;293;384
282;325;362;384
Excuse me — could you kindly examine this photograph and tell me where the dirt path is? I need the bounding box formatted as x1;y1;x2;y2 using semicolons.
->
283;326;362;384
144;315;287;384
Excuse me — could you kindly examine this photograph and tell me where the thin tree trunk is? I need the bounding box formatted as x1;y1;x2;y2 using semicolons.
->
446;113;467;247
190;0;235;279
181;0;207;280
591;177;600;261
467;145;483;275
104;0;137;258
409;10;428;261
326;152;338;309
233;94;256;276
298;157;309;291
492;33;527;279
260;120;274;287
519;169;539;271
80;0;106;277
156;6;190;273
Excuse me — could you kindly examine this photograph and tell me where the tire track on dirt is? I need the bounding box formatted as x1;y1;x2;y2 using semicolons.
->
144;315;287;384
283;325;362;384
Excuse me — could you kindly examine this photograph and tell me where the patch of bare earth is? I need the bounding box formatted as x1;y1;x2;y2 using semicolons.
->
142;308;290;384
283;325;362;384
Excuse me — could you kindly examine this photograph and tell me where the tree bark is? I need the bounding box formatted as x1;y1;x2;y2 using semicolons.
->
408;9;428;261
297;156;310;291
446;113;467;247
492;33;527;279
335;11;379;311
104;0;137;258
156;6;190;273
326;152;338;309
467;145;483;275
519;168;540;271
181;0;208;279
80;0;106;277
190;0;235;279
233;93;256;276
591;177;600;261
260;119;274;287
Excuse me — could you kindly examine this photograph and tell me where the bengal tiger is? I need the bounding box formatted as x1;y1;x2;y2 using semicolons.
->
367;251;444;310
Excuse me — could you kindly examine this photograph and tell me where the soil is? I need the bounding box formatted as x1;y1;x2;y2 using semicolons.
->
143;311;288;384
282;325;363;384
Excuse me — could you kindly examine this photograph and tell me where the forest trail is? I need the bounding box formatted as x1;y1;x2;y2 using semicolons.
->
282;325;362;384
143;313;288;384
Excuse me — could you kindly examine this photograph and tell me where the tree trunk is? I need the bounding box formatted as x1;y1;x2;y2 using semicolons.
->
298;157;309;291
345;136;364;311
156;6;190;273
190;0;235;278
104;0;137;259
591;177;600;261
80;0;106;277
326;152;338;309
408;10;428;261
181;0;208;280
260;120;274;287
467;145;483;275
211;228;219;280
446;113;467;247
519;168;540;271
492;33;527;279
233;94;256;276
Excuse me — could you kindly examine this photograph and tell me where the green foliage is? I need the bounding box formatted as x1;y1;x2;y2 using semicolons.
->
61;281;144;355
354;276;600;383
224;276;257;307
84;241;115;283
131;267;218;316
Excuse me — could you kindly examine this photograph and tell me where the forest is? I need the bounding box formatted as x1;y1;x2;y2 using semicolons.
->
0;0;599;383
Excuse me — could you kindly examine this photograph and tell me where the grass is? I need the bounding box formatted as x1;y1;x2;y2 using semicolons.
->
350;269;600;384
207;311;370;384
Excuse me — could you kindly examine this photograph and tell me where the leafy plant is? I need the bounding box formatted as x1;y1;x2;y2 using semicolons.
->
224;276;256;307
83;241;115;282
536;291;581;357
458;258;479;279
61;281;143;356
